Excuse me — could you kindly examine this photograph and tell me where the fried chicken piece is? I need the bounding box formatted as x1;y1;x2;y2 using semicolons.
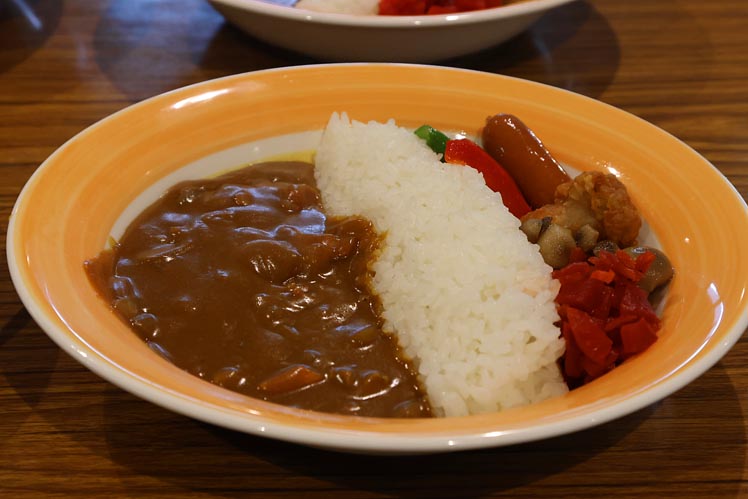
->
521;171;641;248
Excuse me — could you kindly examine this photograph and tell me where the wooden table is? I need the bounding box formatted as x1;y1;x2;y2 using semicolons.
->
2;0;747;497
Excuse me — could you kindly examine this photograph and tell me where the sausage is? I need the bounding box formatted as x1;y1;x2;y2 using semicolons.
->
481;114;571;209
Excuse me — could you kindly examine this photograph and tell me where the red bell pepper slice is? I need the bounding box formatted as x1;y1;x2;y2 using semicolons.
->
444;138;531;218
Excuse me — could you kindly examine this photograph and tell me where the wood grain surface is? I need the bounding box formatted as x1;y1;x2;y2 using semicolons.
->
1;0;747;497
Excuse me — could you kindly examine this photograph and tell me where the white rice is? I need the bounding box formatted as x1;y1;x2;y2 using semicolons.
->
314;113;568;417
295;0;378;15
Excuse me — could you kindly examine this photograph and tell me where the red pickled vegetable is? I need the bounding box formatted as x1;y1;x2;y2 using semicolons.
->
589;286;614;320
591;269;615;284
619;284;660;326
379;0;503;15
553;250;662;387
560;322;584;379
620;318;658;357
555;277;607;310
568;246;589;264
379;0;427;15
566;307;612;365
604;314;637;333
634;250;656;273
444;138;531;218
553;261;589;284
426;4;458;13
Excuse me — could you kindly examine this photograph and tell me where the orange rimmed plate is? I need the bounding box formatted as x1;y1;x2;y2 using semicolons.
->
7;64;748;454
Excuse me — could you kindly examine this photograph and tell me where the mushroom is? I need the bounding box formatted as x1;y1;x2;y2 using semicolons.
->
593;240;620;256
623;246;675;293
520;217;545;244
576;224;600;252
536;223;577;269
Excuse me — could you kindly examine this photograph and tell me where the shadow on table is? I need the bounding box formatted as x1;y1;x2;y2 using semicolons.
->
197;0;616;101
449;1;620;99
89;363;744;497
89;0;613;102
0;308;56;409
0;307;60;441
196;21;316;72
204;406;659;496
0;0;63;75
2;319;744;497
90;0;313;102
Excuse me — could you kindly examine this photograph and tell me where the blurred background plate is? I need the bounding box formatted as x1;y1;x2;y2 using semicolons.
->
207;0;579;62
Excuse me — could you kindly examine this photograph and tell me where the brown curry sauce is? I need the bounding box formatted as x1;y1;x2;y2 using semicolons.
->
86;162;431;418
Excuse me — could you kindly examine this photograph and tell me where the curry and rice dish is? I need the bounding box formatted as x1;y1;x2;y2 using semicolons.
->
85;113;673;418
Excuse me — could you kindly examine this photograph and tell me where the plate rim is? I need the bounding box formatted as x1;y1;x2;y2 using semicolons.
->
7;63;748;454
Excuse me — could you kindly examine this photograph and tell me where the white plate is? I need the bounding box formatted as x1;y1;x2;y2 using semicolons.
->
207;0;579;62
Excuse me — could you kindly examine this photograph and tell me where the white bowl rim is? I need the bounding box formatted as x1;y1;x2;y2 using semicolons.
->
207;0;579;28
7;63;748;454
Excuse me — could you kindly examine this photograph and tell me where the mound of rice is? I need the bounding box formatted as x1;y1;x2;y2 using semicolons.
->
314;113;568;417
295;0;378;15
